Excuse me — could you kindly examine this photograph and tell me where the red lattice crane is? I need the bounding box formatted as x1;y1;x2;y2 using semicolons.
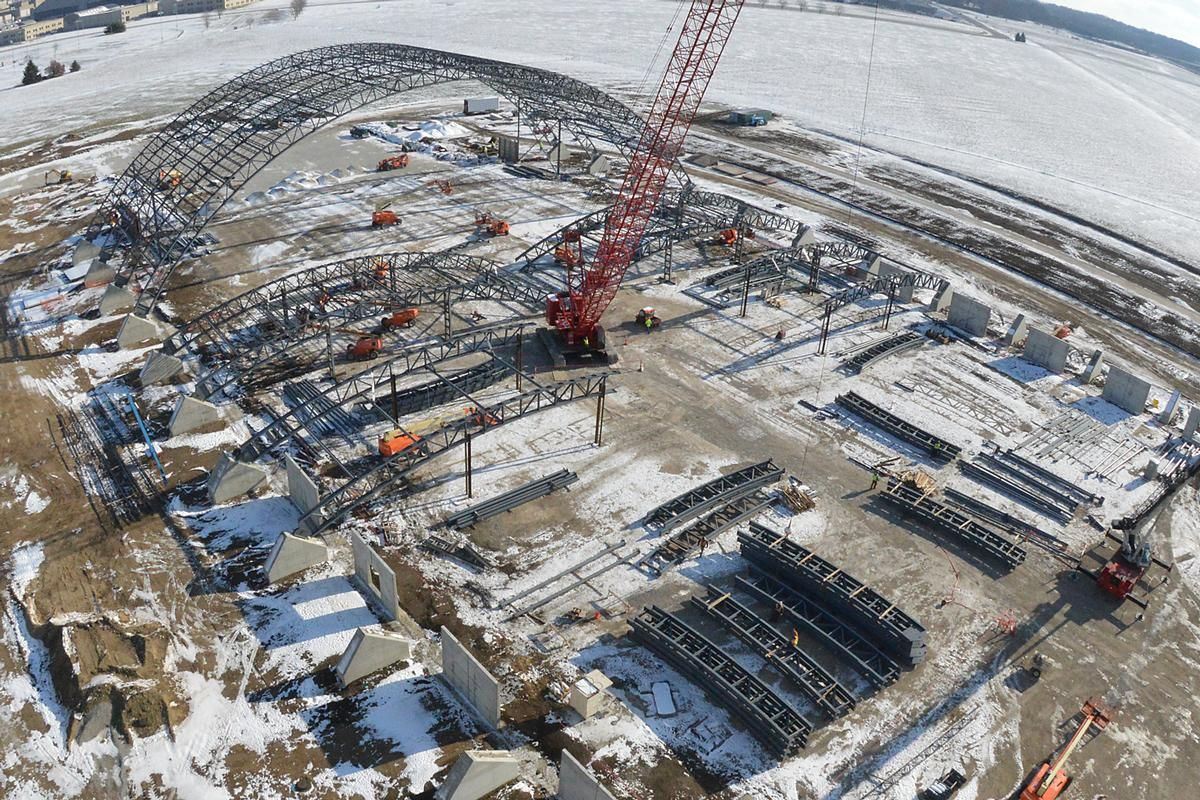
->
545;0;746;349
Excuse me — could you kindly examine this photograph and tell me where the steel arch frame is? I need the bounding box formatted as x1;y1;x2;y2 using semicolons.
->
298;371;609;537
235;324;527;463
86;43;666;317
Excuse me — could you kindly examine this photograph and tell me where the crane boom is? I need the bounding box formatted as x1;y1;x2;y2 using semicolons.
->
547;0;746;346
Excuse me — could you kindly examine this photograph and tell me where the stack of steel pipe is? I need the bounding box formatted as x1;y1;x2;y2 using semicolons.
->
444;469;578;529
959;459;1075;521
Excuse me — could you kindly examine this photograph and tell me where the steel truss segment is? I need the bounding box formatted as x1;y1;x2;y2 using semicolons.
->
739;522;927;666
691;586;855;720
836;392;963;461
298;372;609;538
737;572;901;689
879;479;1027;569
629;604;810;756
644;460;782;532
86;43;665;316
641;490;772;577
168;252;504;356
824;269;948;314
844;331;924;374
234;324;526;462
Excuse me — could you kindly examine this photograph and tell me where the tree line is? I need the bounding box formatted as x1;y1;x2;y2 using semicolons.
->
22;59;81;85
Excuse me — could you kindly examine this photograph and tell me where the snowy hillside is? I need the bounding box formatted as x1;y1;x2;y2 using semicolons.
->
2;0;1200;264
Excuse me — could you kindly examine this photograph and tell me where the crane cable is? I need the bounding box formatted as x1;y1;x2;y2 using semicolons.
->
845;0;882;225
635;0;689;105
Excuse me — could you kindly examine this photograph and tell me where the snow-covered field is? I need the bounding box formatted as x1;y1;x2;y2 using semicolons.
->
3;0;1200;262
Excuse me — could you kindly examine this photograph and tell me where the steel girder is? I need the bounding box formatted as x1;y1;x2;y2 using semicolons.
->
85;43;660;317
298;371;609;537
235;324;527;463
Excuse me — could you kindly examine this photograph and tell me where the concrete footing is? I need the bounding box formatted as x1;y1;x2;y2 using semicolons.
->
167;395;223;438
1023;328;1069;372
83;260;116;288
1081;350;1105;384
207;453;270;505
437;751;520;800
116;314;170;349
558;750;617;800
1184;407;1200;441
930;284;953;313
264;532;328;584
335;628;413;687
1103;367;1152;414
139;350;185;386
1160;391;1181;425
286;455;324;534
72;240;100;266
99;284;136;316
568;670;612;720
792;224;817;247
947;293;992;337
1004;314;1028;346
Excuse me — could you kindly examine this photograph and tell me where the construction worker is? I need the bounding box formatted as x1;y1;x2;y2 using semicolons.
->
791;628;800;647
644;315;654;333
871;471;880;490
771;600;784;622
775;328;785;341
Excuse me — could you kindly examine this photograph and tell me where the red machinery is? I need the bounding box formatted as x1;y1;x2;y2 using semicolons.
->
1077;529;1173;608
1019;696;1113;800
554;229;584;268
545;0;746;352
377;154;410;171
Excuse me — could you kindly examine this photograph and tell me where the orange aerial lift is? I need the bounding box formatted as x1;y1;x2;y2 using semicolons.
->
341;327;383;360
554;229;583;268
709;227;753;247
474;212;510;237
380;308;419;330
377;154;410;171
1020;696;1113;800
372;201;401;228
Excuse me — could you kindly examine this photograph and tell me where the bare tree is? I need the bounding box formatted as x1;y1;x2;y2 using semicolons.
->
290;0;307;19
203;11;212;28
46;60;66;78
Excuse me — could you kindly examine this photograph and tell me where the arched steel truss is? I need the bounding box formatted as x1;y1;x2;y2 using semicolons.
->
184;252;549;400
514;188;816;270
236;324;527;464
86;43;664;317
296;371;609;537
816;268;949;353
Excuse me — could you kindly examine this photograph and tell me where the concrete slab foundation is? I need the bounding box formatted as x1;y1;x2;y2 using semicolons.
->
1081;350;1105;384
1004;314;1028;346
139;350;184;385
207;453;270;505
437;750;520;800
350;531;401;620
1023;328;1069;372
335;627;413;687
947;293;992;337
930;284;953;313
1103;367;1152;414
440;626;502;729
83;260;116;288
99;284;136;316
1185;407;1200;441
568;670;612;720
558;750;617;800
286;455;323;533
264;532;328;584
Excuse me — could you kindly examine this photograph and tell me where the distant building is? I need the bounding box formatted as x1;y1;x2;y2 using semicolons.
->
159;0;254;14
0;14;63;44
33;0;157;22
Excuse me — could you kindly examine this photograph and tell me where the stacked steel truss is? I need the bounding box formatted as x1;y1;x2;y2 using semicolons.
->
234;324;526;463
629;605;810;756
640;490;773;576
879;480;1027;570
736;572;901;689
691;586;855;720
297;372;609;537
644;460;782;531
739;522;927;666
86;43;662;317
444;469;579;530
836;392;962;461
379;359;510;420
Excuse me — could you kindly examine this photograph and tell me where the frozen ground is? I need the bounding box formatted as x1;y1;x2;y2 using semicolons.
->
2;0;1200;263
